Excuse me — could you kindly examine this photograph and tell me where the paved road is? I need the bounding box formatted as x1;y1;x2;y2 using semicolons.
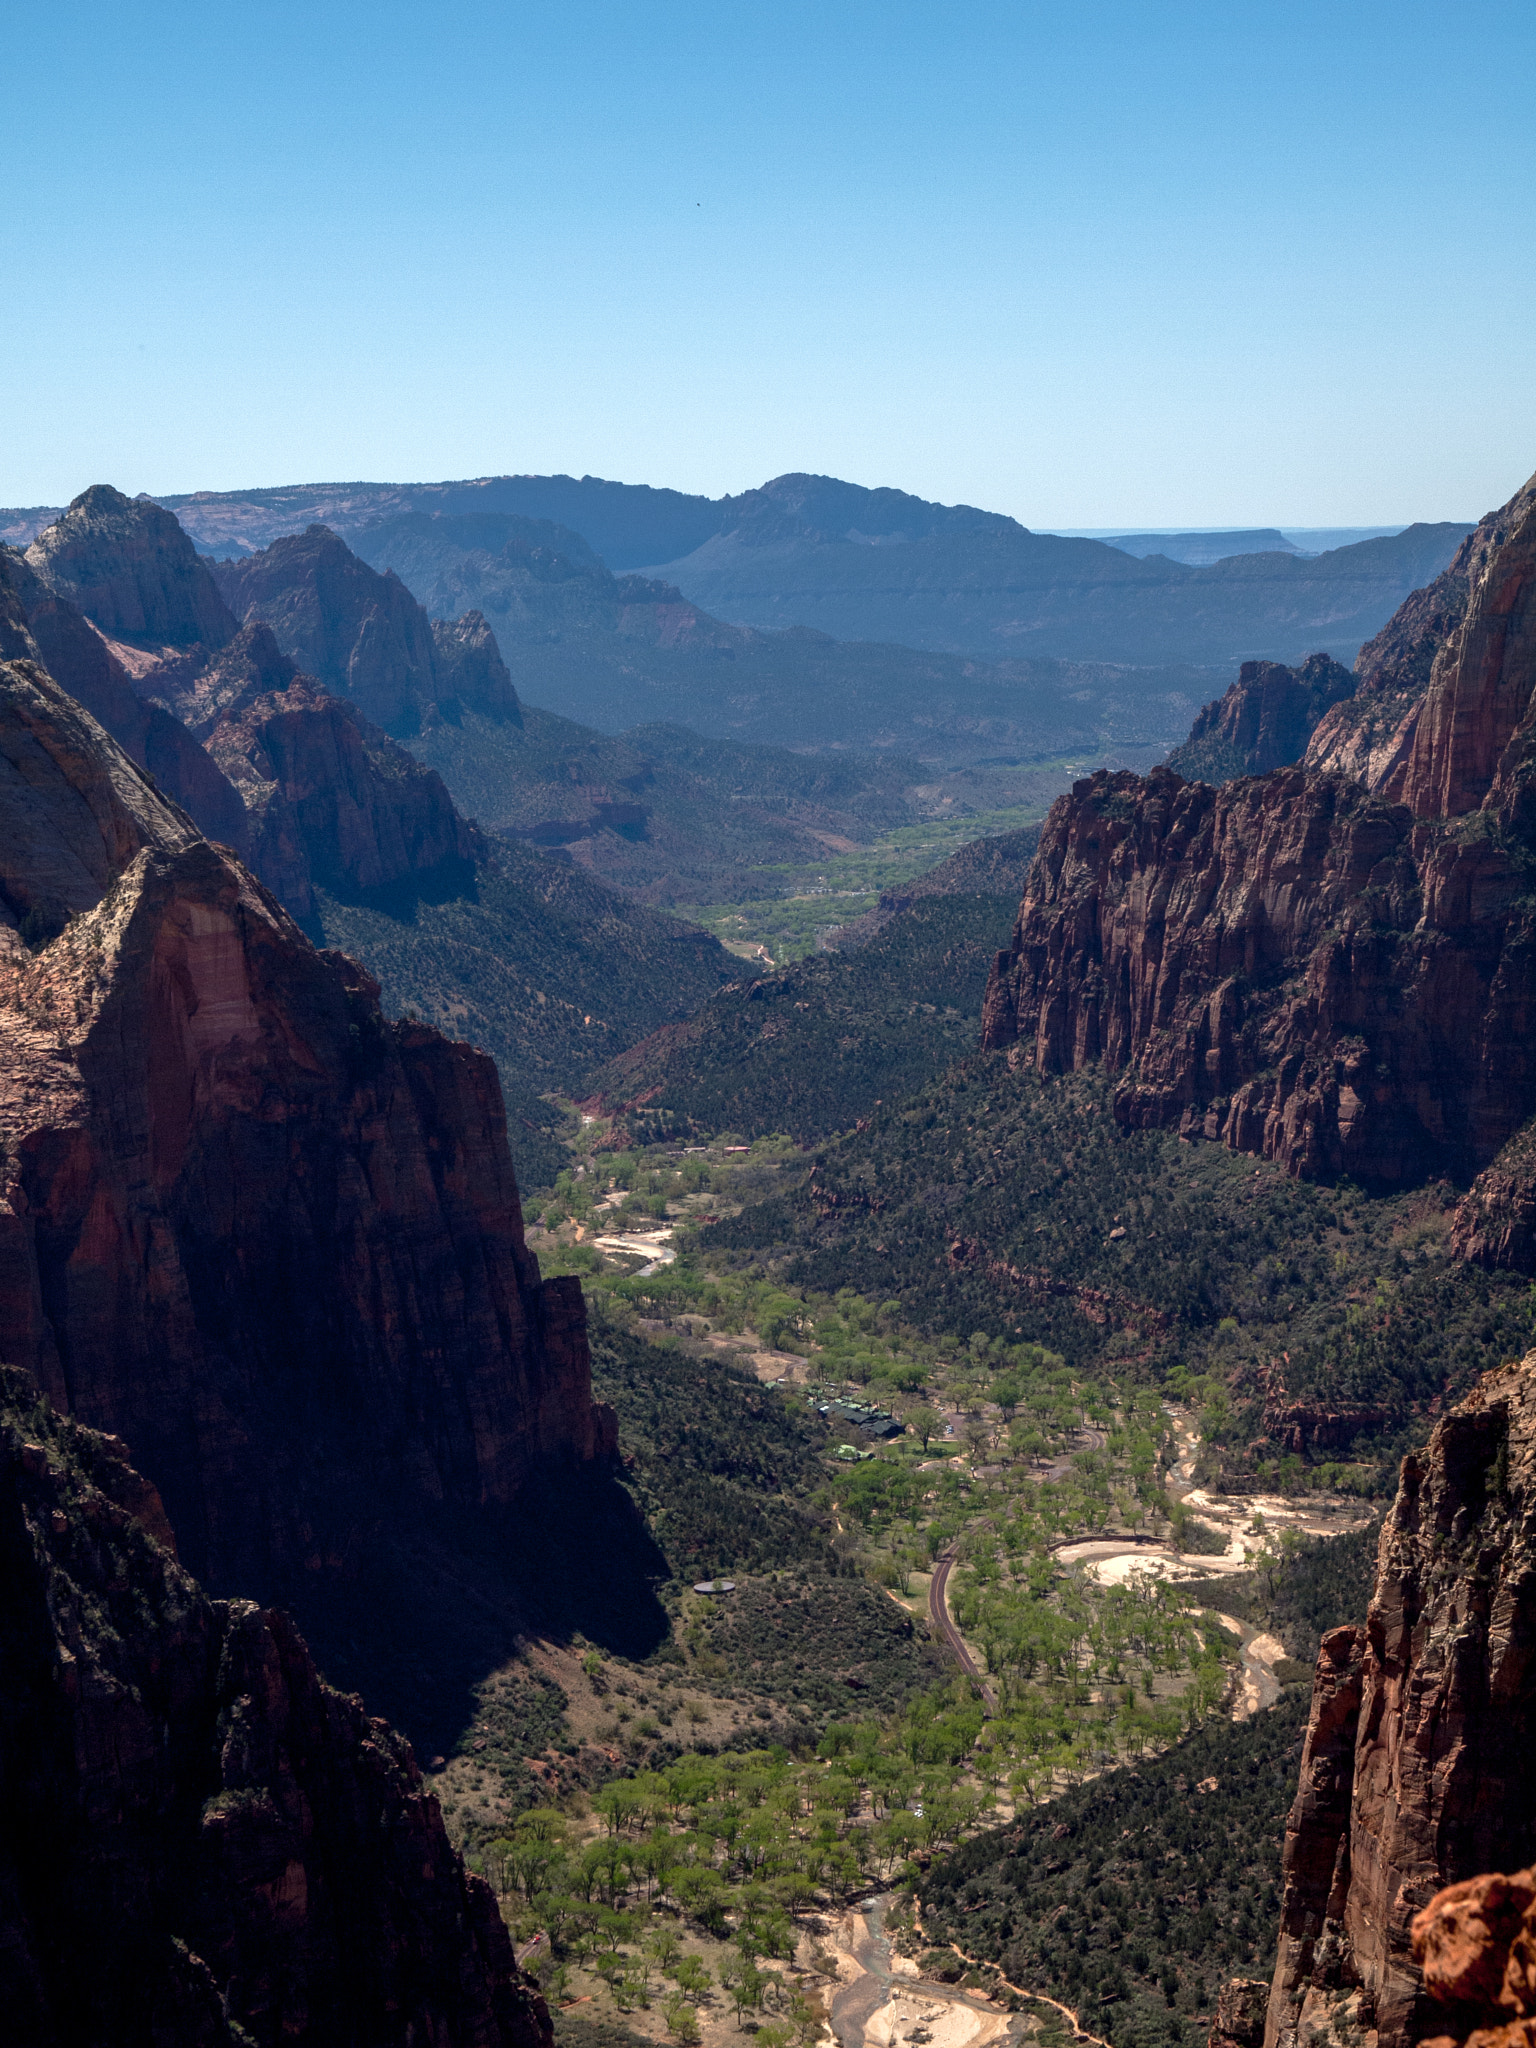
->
928;1553;998;1711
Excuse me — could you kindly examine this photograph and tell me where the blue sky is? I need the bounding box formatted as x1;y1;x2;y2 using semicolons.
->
5;1;1534;523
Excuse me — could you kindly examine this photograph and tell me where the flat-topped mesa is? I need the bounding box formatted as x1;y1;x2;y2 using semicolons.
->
0;655;606;1619
983;467;1536;1194
1261;1353;1536;2048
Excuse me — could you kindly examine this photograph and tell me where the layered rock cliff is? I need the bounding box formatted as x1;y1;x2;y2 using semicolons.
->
431;608;524;722
150;619;473;922
14;499;488;930
25;483;238;656
206;662;472;920
979;762;1536;1182
982;468;1536;1199
0;1364;551;2047
0;654;609;1717
1262;1352;1536;2048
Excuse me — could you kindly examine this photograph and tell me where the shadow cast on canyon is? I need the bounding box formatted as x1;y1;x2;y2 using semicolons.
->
275;1464;670;1761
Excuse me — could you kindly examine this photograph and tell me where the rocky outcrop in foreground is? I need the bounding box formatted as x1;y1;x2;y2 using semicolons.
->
983;468;1536;1201
1408;1866;1536;2048
1261;1353;1536;2048
0;1364;550;2047
0;654;608;1647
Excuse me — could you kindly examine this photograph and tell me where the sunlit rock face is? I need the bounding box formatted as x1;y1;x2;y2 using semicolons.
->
982;470;1536;1229
0;654;606;1611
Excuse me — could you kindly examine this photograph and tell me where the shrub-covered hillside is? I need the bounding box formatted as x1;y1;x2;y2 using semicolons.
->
920;1692;1309;2048
593;893;1020;1143
314;836;740;1186
589;1317;945;1722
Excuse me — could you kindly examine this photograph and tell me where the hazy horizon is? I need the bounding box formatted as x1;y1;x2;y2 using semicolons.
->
0;472;1475;546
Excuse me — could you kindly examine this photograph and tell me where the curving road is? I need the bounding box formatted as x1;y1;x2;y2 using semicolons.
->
928;1552;998;1711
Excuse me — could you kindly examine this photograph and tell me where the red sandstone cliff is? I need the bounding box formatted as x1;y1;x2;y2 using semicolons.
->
0;654;609;1688
24;482;238;656
982;468;1536;1202
13;497;487;932
1262;1355;1536;2048
0;1366;551;2047
151;618;474;922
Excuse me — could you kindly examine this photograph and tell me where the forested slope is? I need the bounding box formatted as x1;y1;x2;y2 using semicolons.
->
314;835;740;1185
593;893;1020;1141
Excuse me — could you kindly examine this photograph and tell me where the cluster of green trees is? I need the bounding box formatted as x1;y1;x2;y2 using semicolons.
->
954;1561;1231;1777
480;1696;1004;1974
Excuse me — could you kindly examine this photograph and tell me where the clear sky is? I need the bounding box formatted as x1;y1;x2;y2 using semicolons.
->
6;0;1534;525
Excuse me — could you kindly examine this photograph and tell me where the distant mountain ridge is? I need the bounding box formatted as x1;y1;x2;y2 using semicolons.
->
338;503;1203;762
2;471;1471;677
640;478;1471;667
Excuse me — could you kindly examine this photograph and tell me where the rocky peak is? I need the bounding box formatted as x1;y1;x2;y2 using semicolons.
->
212;524;449;735
1262;1351;1536;2048
142;617;304;738
1167;652;1356;784
1302;471;1536;809
25;484;237;653
1400;472;1536;821
431;607;523;722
